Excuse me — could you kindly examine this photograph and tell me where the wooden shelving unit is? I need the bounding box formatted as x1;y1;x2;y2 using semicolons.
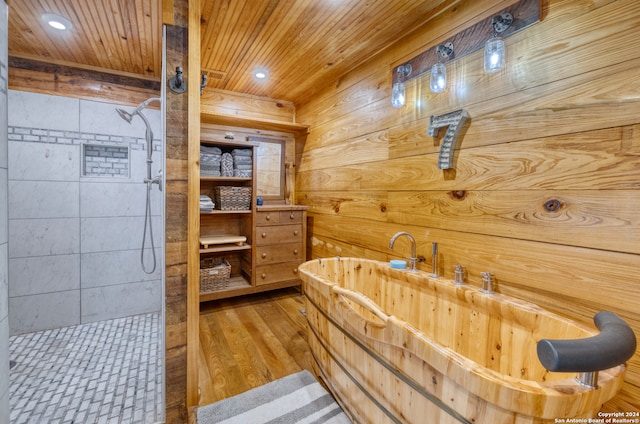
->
199;138;257;302
198;112;309;302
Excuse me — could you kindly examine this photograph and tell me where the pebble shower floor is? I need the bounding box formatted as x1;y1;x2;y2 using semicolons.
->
9;312;163;423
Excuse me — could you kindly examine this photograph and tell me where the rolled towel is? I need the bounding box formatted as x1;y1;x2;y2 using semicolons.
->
221;153;234;177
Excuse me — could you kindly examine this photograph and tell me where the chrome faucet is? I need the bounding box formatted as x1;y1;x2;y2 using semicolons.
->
481;272;495;293
389;231;423;271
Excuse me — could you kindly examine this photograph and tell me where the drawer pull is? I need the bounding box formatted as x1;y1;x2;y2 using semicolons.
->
293;249;298;255
262;253;267;258
293;269;298;274
261;232;267;238
293;230;299;236
266;214;271;221
289;213;295;220
261;273;267;279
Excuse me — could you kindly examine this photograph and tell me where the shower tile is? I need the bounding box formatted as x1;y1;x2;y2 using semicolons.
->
0;170;6;243
130;148;163;183
80;99;161;139
8;91;79;132
9;181;79;219
9;313;162;423
80;280;161;323
0;94;7;169
8;142;80;182
9;218;79;258
9;290;80;334
0;317;7;424
79;181;155;218
0;245;6;319
9;255;80;297
80;216;161;253
80;249;161;289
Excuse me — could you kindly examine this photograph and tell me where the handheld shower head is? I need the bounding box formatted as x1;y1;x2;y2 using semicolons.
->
116;97;161;124
116;108;133;123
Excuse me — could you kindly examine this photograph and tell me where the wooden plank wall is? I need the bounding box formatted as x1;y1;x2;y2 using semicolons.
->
295;0;640;412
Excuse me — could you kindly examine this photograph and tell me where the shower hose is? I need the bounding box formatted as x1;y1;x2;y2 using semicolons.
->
141;180;156;274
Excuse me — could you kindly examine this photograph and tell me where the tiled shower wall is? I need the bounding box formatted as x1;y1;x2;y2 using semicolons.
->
1;1;10;421
7;90;163;335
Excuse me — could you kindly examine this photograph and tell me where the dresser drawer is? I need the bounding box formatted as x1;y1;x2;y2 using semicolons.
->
256;224;302;245
256;210;303;226
255;243;303;265
255;262;301;286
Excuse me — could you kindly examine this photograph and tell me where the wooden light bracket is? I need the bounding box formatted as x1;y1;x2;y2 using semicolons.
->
392;0;541;84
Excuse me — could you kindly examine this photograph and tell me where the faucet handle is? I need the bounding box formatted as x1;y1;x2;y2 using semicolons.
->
480;272;494;293
453;265;465;285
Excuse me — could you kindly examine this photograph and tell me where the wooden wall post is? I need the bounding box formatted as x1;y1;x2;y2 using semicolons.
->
163;0;199;421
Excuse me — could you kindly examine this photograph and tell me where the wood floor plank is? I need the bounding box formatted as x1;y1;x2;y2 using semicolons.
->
198;288;314;406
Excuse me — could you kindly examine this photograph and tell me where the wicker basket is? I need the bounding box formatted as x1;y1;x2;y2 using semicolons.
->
214;186;252;211
200;257;231;293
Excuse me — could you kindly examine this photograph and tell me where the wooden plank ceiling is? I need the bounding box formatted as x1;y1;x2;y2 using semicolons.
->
8;0;456;104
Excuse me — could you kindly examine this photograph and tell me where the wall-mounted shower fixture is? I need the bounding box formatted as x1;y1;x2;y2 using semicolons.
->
116;97;162;274
169;66;186;93
200;73;208;95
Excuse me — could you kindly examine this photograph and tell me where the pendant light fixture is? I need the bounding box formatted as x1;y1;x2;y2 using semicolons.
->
430;42;453;93
484;12;513;73
391;64;412;108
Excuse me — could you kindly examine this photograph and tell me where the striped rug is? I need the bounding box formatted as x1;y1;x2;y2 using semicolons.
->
197;370;351;424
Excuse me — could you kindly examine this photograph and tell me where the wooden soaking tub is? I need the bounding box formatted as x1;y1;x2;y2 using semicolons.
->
298;257;635;424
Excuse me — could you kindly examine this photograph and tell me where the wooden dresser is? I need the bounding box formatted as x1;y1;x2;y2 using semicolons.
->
254;205;308;288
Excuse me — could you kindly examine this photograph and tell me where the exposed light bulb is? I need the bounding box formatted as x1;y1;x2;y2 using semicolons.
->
430;62;446;93
484;37;505;73
391;82;406;108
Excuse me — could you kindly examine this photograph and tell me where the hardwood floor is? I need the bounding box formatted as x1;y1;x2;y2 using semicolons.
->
197;287;313;406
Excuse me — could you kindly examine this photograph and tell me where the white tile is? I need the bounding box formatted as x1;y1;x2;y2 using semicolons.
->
8;142;80;182
0;315;8;424
80;181;161;218
0;169;6;243
81;249;161;289
9;290;80;334
81;280;161;323
9;218;80;258
9;180;79;219
80;216;161;253
0;91;8;170
130;145;163;183
80;99;161;139
9;254;80;297
0;244;7;319
8;90;79;131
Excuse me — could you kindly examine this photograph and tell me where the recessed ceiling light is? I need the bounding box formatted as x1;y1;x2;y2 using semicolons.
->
253;67;269;81
42;13;73;31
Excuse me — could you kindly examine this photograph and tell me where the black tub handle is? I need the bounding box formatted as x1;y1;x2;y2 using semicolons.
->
537;311;636;372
